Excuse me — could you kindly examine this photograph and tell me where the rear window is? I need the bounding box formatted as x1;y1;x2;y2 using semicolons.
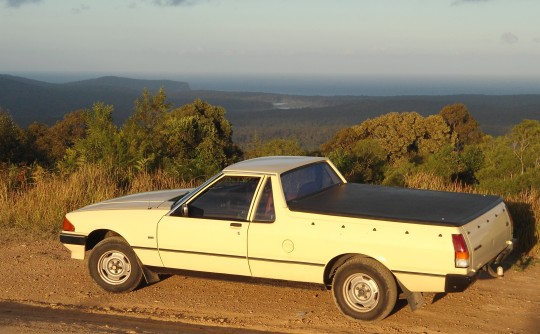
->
281;162;342;202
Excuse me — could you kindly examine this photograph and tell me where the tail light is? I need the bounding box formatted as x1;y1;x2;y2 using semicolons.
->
62;216;75;232
452;234;469;268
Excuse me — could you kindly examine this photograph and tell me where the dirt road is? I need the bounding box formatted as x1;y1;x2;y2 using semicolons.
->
0;236;538;334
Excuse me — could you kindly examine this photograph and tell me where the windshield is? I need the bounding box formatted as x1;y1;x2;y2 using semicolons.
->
281;162;342;202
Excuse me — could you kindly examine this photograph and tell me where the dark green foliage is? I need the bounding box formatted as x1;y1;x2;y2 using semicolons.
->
25;110;86;166
322;111;457;185
0;108;27;163
122;87;171;170
2;85;539;197
439;103;484;148
420;145;463;181
323;112;454;166
475;120;540;194
327;140;386;183
59;102;126;172
244;137;305;159
159;99;241;179
456;145;485;184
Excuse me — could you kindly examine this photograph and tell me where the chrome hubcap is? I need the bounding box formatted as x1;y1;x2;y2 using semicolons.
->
97;250;132;285
342;273;380;312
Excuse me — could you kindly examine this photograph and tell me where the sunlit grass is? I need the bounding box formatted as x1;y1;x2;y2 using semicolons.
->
0;165;194;238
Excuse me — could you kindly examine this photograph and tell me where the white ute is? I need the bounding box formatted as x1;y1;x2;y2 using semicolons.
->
60;156;515;321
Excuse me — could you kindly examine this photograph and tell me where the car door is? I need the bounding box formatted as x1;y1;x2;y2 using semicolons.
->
156;175;261;276
247;166;344;284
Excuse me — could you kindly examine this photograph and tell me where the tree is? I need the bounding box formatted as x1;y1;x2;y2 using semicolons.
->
0;108;26;163
122;87;171;169
323;112;455;165
439;103;484;149
508;119;540;175
159;99;241;179
61;102;125;171
25;122;51;164
48;110;87;161
26;110;87;165
328;139;386;183
420;145;463;181
475;120;540;194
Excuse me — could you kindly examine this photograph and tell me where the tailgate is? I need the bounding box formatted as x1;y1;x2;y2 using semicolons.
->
461;201;513;271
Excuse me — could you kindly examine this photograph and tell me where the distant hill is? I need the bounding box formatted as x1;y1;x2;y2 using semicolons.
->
0;74;191;125
67;76;190;92
1;74;539;149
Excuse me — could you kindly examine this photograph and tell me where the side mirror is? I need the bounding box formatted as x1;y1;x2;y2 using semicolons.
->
181;204;189;217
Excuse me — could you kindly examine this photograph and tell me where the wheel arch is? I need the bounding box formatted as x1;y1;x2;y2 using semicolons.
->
324;253;397;289
86;229;124;252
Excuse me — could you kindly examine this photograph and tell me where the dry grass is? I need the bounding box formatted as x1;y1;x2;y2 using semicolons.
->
0;165;194;238
405;172;540;258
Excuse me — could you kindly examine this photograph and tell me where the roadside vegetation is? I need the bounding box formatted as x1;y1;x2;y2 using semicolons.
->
0;88;538;259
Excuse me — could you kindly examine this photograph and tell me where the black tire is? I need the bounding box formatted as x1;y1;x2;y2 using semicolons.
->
332;257;397;321
88;237;143;293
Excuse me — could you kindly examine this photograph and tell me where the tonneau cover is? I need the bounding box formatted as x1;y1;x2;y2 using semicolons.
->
288;183;502;226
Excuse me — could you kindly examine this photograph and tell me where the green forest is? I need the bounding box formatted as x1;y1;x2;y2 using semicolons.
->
1;88;539;259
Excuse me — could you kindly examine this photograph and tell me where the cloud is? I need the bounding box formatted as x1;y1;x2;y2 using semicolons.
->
71;3;90;14
152;0;194;6
2;0;41;7
501;32;519;45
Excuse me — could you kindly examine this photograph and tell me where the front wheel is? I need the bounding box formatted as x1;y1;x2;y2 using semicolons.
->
332;257;397;321
88;237;143;293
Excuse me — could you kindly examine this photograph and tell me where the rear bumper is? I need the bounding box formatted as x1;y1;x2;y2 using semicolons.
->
445;273;479;292
494;238;517;264
444;238;516;293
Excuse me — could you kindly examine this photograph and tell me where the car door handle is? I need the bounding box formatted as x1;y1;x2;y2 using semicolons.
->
230;223;242;228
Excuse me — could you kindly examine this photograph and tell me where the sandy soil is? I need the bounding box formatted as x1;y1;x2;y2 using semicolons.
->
0;235;538;334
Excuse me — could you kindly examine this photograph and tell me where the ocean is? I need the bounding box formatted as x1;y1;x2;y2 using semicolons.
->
10;72;540;96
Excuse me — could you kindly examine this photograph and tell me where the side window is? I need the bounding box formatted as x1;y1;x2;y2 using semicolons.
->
188;176;260;221
253;179;275;223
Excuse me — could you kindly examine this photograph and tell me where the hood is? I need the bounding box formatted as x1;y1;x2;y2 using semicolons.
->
76;188;193;212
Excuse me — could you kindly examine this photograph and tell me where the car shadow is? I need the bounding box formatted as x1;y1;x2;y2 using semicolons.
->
141;268;325;292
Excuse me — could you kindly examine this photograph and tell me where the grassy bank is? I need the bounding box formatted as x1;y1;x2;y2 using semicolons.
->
0;165;194;238
1;165;538;258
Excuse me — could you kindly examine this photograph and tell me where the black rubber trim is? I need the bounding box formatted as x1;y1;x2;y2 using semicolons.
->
59;233;87;245
392;270;445;278
132;246;158;252
445;273;478;292
249;257;325;267
156;248;324;267
158;248;247;260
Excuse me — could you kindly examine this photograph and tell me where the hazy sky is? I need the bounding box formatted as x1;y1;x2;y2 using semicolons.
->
1;0;539;79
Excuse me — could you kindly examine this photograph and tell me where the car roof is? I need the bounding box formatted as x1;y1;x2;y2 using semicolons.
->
223;156;328;175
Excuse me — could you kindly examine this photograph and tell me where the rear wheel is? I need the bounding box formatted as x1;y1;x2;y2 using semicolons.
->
88;237;143;293
332;257;397;321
